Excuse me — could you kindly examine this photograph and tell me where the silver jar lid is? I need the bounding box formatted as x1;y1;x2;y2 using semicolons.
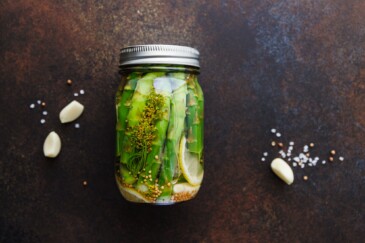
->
119;44;200;68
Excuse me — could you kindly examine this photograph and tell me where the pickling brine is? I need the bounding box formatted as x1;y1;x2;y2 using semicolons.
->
115;45;203;204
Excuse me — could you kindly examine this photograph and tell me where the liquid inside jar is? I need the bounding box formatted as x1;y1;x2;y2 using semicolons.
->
115;67;204;204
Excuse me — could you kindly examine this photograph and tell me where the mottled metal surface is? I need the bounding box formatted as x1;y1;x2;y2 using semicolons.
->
1;0;364;242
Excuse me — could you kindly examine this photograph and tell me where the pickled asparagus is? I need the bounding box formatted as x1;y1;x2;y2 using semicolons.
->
115;70;204;204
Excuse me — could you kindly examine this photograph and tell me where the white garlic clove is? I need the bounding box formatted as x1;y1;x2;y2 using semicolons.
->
59;100;84;123
43;131;61;158
271;158;294;185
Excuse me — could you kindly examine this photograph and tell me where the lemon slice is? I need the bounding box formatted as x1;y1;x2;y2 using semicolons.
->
116;178;150;203
120;186;151;203
179;136;204;186
173;183;200;194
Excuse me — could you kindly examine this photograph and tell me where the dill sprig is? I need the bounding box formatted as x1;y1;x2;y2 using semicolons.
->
126;91;164;174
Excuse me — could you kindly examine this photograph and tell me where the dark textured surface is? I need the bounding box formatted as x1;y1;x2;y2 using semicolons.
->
1;0;365;242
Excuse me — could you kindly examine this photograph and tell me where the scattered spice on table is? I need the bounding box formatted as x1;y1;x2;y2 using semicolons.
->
261;128;346;184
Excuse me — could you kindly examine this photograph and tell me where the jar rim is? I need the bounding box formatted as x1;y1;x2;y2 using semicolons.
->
119;44;200;68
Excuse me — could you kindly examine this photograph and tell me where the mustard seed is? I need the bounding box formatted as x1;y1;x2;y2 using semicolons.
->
67;79;72;85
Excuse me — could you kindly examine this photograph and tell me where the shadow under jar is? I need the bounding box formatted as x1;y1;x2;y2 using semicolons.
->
115;45;204;205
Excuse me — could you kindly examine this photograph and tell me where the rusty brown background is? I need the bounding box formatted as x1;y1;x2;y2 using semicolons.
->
1;0;365;242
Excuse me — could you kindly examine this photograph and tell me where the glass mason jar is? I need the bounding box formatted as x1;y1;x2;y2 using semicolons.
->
115;45;204;205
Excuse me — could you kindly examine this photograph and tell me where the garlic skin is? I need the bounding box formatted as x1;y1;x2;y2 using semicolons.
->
43;131;61;158
59;100;84;123
271;158;294;185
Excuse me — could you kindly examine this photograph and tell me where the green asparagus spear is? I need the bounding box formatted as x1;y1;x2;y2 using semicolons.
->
136;78;172;192
159;78;187;184
116;73;139;156
186;75;204;157
120;164;138;185
120;72;164;165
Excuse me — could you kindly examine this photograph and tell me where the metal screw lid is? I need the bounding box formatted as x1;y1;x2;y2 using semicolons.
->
119;44;200;68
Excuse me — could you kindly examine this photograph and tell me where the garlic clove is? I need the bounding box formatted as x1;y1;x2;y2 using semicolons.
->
271;158;294;185
43;131;61;158
59;100;84;123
